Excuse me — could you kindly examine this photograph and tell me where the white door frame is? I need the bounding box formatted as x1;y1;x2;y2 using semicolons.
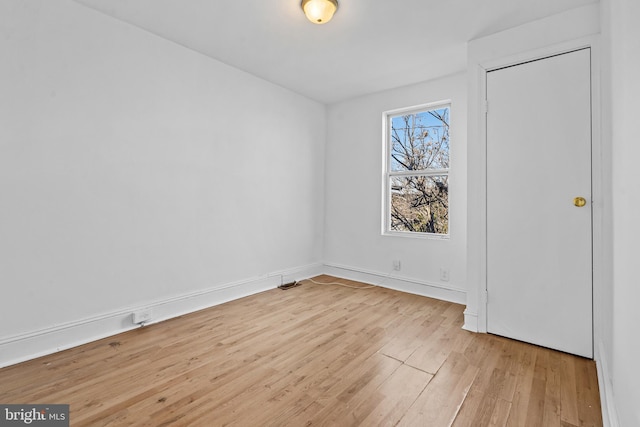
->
466;34;603;343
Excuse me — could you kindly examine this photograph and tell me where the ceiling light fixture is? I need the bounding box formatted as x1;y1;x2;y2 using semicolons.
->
301;0;338;25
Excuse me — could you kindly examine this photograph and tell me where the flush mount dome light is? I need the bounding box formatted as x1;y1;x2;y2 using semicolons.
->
301;0;338;24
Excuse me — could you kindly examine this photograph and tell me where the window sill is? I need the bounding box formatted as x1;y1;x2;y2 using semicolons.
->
382;231;450;240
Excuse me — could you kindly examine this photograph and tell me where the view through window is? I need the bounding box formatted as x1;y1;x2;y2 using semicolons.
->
384;103;450;236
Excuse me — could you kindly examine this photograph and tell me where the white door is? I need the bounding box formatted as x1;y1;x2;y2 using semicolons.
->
486;48;592;358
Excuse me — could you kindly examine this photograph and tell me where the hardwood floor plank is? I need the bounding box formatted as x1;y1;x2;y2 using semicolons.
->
574;356;603;427
542;350;563;427
489;398;512;427
304;354;403;426
0;276;602;426
452;388;498;427
524;367;547;426
559;351;581;426
378;314;446;362
358;364;432;426
405;321;474;374
451;336;506;426
398;352;479;426
505;343;538;427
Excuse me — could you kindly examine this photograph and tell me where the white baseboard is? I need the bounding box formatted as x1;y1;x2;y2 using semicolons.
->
322;263;466;305
595;341;620;427
0;262;463;368
462;309;478;332
0;263;322;369
8;260;616;423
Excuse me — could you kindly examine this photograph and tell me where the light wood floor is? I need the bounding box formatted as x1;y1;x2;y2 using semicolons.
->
0;276;602;426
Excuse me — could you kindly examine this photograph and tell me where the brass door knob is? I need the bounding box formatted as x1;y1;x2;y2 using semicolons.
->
573;197;587;207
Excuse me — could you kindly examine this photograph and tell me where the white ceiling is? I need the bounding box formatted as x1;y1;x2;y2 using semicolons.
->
74;0;597;104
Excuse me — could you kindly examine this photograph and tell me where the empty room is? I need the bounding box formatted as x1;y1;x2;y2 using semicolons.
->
1;0;638;426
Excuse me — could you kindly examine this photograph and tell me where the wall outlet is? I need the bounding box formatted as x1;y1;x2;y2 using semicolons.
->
132;308;153;325
393;260;401;271
440;268;450;282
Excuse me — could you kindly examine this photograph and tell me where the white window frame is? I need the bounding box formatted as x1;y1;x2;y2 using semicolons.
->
382;100;451;239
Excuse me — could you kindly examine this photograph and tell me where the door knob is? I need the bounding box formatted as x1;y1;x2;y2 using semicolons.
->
573;197;587;207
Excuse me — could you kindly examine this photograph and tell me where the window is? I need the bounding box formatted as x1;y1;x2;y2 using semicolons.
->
383;102;450;236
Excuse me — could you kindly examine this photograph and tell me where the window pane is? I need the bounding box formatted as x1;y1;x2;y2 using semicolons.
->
390;107;449;172
390;175;448;234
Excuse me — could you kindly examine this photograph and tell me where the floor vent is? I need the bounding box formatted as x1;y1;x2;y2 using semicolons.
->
278;281;300;290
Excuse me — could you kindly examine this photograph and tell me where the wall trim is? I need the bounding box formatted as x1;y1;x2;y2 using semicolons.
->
0;261;463;368
462;309;478;332
595;341;620;427
0;263;323;369
322;262;466;305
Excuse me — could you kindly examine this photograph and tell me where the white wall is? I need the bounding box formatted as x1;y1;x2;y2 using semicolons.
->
0;0;325;365
608;0;640;424
598;0;616;424
324;73;467;303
